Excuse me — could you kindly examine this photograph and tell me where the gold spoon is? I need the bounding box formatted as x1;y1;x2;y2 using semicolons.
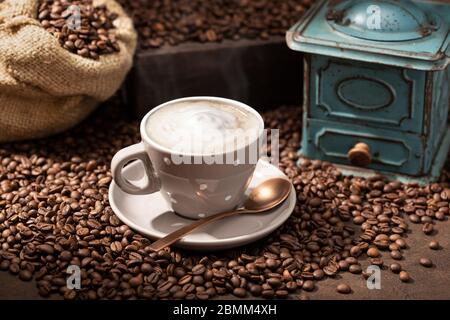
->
149;178;292;252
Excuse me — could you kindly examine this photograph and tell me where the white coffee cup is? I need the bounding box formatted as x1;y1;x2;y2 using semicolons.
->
111;97;264;220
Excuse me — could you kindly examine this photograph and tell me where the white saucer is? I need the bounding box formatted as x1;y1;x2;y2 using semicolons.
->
108;159;296;251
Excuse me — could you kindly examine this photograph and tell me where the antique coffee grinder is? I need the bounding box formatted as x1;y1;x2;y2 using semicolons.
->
287;0;450;183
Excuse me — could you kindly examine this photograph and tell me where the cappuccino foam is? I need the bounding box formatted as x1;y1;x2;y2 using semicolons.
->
146;100;261;155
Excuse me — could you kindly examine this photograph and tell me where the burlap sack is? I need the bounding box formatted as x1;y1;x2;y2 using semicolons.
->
0;0;136;142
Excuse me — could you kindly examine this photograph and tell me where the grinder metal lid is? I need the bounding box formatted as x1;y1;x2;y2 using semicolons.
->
327;0;438;41
286;0;450;70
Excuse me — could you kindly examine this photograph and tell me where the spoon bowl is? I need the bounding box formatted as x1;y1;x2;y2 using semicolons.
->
243;178;292;212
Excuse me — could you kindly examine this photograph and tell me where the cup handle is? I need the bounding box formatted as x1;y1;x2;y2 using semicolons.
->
111;142;161;195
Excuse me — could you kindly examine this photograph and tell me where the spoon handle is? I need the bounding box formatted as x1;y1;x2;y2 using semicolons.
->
149;209;249;252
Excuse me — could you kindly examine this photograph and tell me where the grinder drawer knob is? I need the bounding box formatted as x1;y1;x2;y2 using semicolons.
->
348;143;372;167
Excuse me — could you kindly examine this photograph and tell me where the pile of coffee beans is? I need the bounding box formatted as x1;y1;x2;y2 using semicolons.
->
116;0;315;49
38;0;120;60
0;99;449;300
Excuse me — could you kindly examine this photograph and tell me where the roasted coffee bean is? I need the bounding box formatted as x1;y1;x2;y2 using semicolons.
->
391;250;403;260
350;246;361;257
306;242;320;253
323;264;338;277
206;288;217;298
192;275;204;286
309;197;322;207
141;263;153;275
272;289;287;299
157;280;173;292
38;0;120;59
313;269;325;280
409;214;420;223
37;244;54;255
51;277;66;287
199;268;211;281
18;270;33;281
349;264;362;274
422;223;434;235
192;264;206;275
9;263;20;275
172;290;187;299
182;283;195;294
59;251;72;262
111;241;122;253
249;284;262;296
336;283;351;294
435;211;446;221
367;247;380;258
262;289;275;299
302;280;315;292
370;258;384;267
395;238;407;249
196;292;209;300
38;286;50;298
129;276;143;288
421;216;433;223
213;269;227;279
266;258;279;270
233;288;247;298
0;260;10;271
353;216;365;225
399;271;410;282
419;258;433;268
390;263;402;274
345;257;359;265
338;260;349;271
178;275;192;285
373;239;389;250
389;243;400;251
429;240;440;250
267;278;282;288
286;281;297;291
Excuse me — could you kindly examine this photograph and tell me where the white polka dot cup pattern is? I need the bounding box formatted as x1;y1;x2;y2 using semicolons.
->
111;97;265;220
